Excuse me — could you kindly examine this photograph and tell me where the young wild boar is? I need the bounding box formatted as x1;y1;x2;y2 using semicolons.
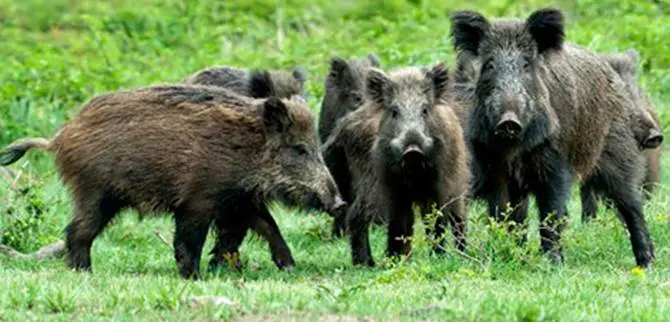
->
0;85;345;279
184;66;307;99
326;64;469;266
451;8;655;267
318;53;382;237
581;49;664;222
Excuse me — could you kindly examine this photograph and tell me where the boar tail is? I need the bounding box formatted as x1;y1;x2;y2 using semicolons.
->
0;138;52;166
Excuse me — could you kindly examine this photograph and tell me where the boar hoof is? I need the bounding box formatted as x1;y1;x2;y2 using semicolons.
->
273;257;296;271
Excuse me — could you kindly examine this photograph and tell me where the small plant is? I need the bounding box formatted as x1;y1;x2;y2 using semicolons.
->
1;181;53;252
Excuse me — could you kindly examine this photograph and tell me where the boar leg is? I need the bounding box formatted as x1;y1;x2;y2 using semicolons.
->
209;218;248;272
250;206;295;270
534;151;572;264
589;152;655;267
322;138;352;239
347;197;374;266
580;183;599;223
421;201;447;255
446;199;468;253
65;188;124;272
386;198;415;260
332;213;347;239
508;184;529;247
173;201;214;280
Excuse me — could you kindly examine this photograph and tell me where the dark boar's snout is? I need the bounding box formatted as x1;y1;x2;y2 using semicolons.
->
643;128;663;149
403;143;424;157
495;111;523;140
310;166;347;214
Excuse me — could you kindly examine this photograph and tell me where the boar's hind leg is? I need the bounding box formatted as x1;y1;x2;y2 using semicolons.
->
250;206;295;270
209;214;248;272
173;200;215;280
534;151;572;264
580;183;599;223
590;152;654;267
347;197;374;266
65;188;125;272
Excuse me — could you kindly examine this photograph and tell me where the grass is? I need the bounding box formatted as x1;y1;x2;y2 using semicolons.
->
1;0;670;320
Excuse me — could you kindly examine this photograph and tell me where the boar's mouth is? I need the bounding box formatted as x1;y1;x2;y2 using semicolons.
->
400;143;429;171
275;188;329;214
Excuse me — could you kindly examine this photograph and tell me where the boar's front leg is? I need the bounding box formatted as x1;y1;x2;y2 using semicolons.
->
386;197;415;260
534;149;572;264
250;205;295;270
209;202;295;272
347;196;374;267
173;199;215;280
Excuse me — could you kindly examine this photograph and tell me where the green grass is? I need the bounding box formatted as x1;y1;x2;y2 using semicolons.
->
1;0;670;321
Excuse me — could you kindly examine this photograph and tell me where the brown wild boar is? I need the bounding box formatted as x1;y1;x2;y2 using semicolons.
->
324;64;469;266
0;85;345;279
184;66;307;100
318;53;382;237
581;49;664;222
451;8;654;267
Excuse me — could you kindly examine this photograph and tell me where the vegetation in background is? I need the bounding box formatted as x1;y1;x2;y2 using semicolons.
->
1;0;669;320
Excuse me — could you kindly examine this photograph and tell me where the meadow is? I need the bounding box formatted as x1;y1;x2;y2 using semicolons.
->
1;0;670;321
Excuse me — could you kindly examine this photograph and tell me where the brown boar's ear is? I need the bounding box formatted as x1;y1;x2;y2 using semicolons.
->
425;63;449;100
365;68;392;106
525;8;565;54
263;96;293;134
249;70;276;98
450;10;490;56
367;53;382;68
292;67;308;85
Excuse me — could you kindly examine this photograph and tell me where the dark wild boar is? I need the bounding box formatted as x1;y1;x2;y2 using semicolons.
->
325;64;469;266
451;8;654;267
581;49;663;222
184;66;307;99
0;85;345;279
318;53;382;237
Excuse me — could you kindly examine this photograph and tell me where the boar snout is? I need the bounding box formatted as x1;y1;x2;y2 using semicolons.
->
643;129;663;149
331;194;347;213
495;111;523;140
403;143;424;157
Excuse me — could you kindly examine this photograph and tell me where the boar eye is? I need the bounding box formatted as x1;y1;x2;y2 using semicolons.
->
351;93;363;105
483;60;495;72
390;105;400;119
291;144;309;156
422;107;429;116
522;61;531;71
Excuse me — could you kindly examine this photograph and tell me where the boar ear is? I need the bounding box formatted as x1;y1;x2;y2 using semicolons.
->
263;96;293;134
367;53;382;68
525;8;565;54
603;51;638;78
329;56;351;81
624;48;640;65
249;70;276;98
292;66;307;84
450;10;490;56
426;63;450;100
365;68;392;105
